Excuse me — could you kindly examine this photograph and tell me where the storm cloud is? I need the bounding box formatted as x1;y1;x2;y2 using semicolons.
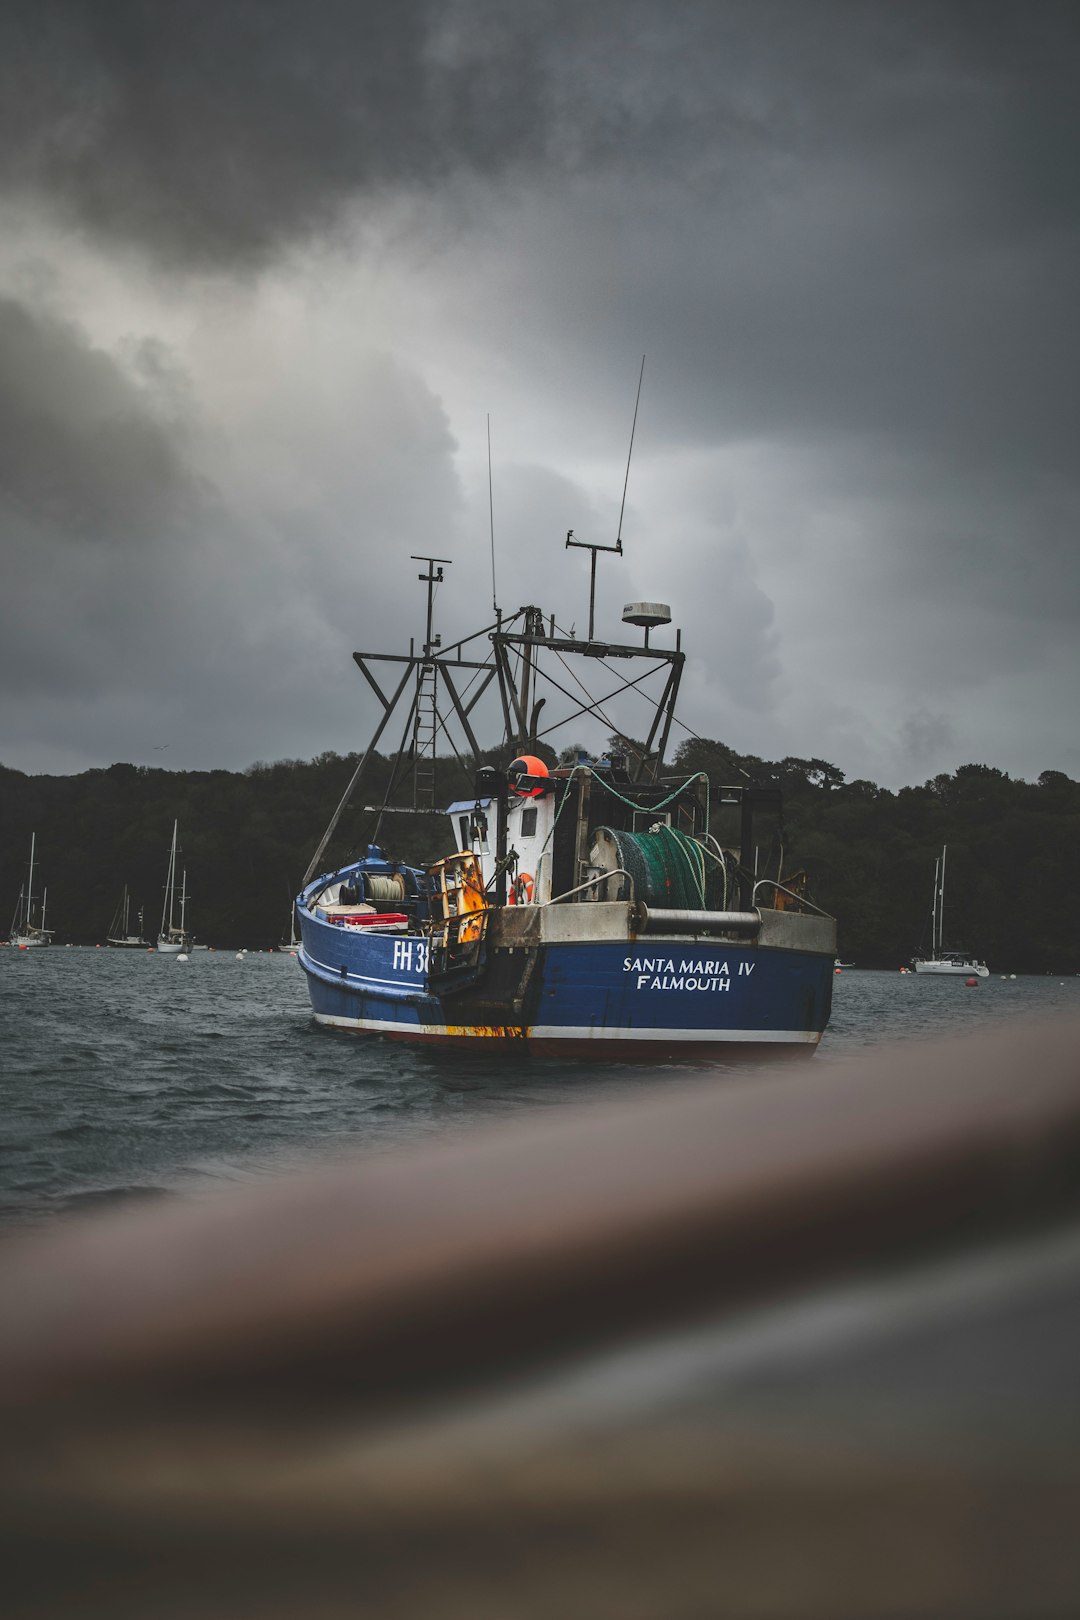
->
5;3;1075;271
1;1;1078;783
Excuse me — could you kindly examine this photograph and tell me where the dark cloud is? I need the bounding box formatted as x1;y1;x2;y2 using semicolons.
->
1;0;558;267
0;297;218;701
1;2;1078;783
0;287;471;771
0;299;198;541
2;2;1076;272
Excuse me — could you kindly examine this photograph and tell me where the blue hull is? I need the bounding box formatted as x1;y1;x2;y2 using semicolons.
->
298;916;832;1058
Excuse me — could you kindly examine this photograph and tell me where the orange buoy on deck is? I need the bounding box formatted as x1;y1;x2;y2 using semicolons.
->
508;756;549;797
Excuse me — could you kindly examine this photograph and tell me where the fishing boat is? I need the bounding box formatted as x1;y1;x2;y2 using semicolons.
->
106;885;148;948
157;820;193;954
912;845;989;977
294;538;836;1059
8;834;54;948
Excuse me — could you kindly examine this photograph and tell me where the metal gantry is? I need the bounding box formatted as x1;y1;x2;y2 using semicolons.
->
302;542;684;884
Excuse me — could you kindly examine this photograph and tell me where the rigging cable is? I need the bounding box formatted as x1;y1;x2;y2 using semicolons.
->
616;354;646;549
527;647;663;758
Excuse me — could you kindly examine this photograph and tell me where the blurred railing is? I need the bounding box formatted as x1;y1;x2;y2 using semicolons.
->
3;1015;1080;1617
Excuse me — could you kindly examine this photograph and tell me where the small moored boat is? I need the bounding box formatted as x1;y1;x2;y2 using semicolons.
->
8;834;54;948
912;846;989;977
157;820;193;954
107;885;148;948
278;904;300;954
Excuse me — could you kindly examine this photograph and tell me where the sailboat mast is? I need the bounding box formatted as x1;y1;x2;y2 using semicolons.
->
939;844;947;954
931;856;940;958
162;820;178;935
179;870;187;935
27;833;36;926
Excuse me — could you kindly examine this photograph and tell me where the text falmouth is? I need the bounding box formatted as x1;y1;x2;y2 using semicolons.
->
624;956;754;991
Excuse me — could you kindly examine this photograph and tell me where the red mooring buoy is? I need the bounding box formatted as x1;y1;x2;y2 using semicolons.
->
965;976;978;987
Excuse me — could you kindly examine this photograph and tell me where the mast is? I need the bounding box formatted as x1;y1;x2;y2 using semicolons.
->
939;844;947;954
565;529;622;644
27;834;36;928
179;870;188;937
162;821;178;936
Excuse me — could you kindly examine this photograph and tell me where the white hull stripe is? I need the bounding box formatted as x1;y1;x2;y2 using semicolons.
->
311;1012;819;1044
528;1025;819;1043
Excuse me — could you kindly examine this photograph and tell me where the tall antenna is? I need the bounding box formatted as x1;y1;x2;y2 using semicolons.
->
487;414;499;616
616;354;646;548
565;355;646;641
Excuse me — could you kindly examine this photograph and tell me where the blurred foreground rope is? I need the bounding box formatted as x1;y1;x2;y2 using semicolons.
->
2;1015;1080;1618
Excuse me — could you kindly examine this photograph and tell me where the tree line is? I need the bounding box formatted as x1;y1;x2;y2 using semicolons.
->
668;739;1080;972
1;745;1077;970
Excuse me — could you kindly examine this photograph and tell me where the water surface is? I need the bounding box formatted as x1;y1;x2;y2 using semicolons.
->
1;949;1076;1224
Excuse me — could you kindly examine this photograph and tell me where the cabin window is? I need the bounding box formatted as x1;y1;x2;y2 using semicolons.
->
458;815;471;848
520;807;538;837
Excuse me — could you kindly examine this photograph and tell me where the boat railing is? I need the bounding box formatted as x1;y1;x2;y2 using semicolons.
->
542;869;637;907
752;878;834;919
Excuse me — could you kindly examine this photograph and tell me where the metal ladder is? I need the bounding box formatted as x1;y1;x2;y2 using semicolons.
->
412;661;438;809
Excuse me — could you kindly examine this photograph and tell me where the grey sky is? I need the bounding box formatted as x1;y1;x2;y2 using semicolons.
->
1;1;1078;784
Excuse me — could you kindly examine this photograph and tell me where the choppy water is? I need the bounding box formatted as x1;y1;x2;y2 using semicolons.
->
1;948;1078;1225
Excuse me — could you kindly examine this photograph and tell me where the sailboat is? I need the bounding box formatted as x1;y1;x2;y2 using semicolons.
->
278;903;300;954
912;845;989;976
156;821;193;954
8;834;54;947
107;885;148;948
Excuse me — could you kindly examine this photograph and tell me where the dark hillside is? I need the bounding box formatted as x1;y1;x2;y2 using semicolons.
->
2;749;1077;969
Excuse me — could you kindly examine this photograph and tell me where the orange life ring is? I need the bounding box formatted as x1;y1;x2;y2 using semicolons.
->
514;872;534;904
